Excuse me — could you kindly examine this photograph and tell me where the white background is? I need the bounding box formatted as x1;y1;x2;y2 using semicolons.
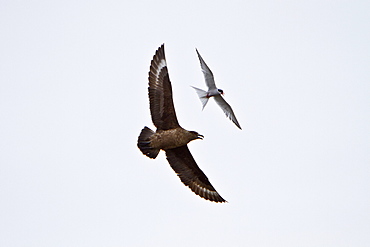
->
1;1;369;246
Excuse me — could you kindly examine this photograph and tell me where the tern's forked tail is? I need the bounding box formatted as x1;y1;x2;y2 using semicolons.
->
191;86;209;110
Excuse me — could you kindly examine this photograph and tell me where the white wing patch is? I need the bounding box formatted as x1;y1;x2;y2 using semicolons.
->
154;58;167;79
191;182;225;202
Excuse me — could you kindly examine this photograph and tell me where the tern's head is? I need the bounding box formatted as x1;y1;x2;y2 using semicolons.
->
218;89;224;95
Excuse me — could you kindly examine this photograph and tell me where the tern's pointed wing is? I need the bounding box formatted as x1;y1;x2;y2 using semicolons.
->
196;49;217;91
148;44;181;130
165;145;226;203
214;95;242;129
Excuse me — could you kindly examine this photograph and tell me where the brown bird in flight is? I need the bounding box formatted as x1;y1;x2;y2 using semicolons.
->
137;44;226;203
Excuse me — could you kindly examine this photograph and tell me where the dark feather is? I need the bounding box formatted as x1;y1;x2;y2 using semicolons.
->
148;44;180;130
165;146;226;203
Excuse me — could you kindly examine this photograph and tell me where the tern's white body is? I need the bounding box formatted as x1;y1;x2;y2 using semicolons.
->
192;49;242;130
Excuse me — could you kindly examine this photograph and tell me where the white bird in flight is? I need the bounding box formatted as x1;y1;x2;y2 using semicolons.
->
192;49;242;130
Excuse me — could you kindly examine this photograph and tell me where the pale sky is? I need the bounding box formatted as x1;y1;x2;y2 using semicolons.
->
1;1;369;246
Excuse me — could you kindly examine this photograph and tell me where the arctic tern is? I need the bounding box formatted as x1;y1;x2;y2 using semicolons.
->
192;49;242;129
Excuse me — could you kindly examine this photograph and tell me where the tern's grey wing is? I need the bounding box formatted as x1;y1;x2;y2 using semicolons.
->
148;44;181;130
214;95;242;129
165;145;226;203
196;49;217;91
